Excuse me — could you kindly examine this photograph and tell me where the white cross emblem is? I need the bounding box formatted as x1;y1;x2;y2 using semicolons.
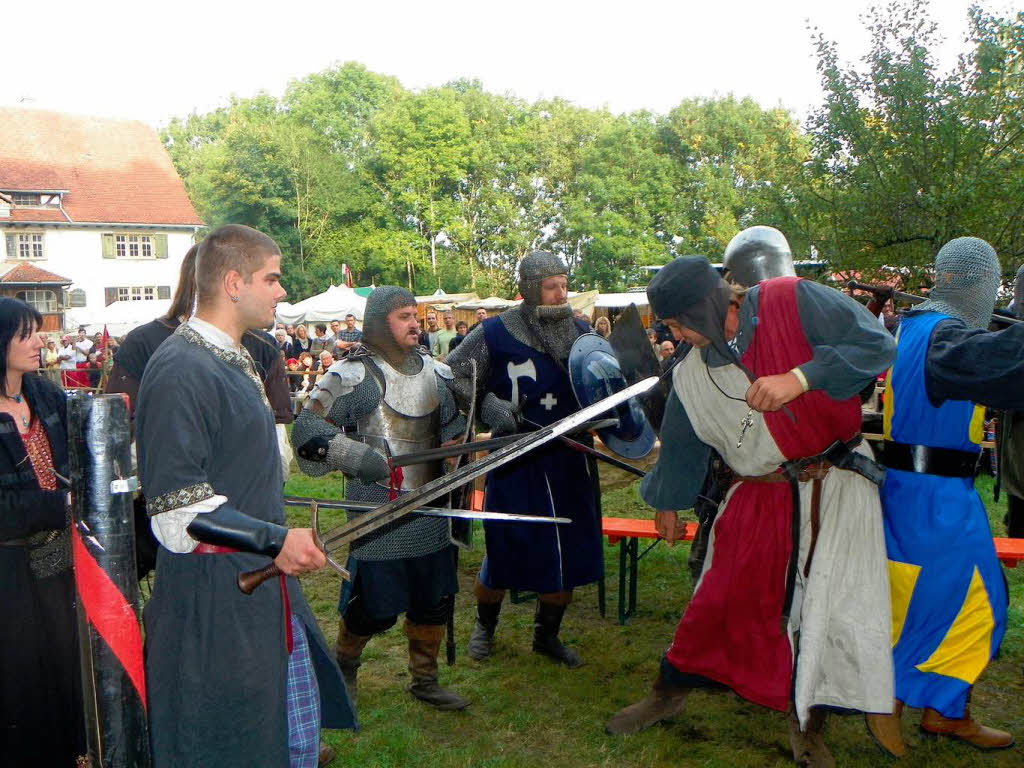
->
540;393;558;411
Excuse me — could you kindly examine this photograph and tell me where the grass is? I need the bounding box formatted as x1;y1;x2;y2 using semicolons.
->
283;470;1023;768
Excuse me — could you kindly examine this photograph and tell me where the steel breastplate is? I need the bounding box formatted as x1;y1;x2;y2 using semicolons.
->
358;352;441;490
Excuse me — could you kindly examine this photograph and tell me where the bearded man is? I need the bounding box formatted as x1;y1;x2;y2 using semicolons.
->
867;238;1024;754
446;250;601;668
291;287;469;711
605;255;897;768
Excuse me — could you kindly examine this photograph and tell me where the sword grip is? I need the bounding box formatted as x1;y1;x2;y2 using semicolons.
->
237;562;282;595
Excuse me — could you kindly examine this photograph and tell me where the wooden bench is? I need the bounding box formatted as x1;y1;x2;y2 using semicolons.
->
600;518;1024;625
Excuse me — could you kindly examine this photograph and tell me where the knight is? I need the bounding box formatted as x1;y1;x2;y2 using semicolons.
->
446;250;602;668
290;286;469;711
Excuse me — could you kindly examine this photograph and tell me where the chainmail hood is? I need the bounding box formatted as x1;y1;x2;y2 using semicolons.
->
361;286;421;371
514;250;577;358
519;250;568;308
917;237;1000;329
1014;265;1024;320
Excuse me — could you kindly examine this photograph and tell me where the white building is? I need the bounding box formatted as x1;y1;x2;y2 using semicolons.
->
0;107;202;332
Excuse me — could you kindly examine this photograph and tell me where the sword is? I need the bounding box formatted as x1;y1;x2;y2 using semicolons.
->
237;375;660;593
282;496;572;525
847;280;1020;325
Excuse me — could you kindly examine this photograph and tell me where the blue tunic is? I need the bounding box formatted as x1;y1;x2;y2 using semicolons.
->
881;311;1008;718
478;317;602;593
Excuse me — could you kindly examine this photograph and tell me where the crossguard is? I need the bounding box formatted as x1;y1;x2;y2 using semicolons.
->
310;500;351;580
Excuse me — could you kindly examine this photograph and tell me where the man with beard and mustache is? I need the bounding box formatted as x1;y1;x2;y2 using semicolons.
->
291;286;469;712
446;251;602;668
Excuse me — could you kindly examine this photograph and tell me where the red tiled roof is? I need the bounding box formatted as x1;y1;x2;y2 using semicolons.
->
0;107;203;226
0;262;73;285
6;208;68;223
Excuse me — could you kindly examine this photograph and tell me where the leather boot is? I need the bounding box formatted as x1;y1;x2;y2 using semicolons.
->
865;700;906;758
317;741;336;767
788;707;835;768
405;620;470;711
532;600;582;668
920;700;1014;750
466;600;501;661
334;622;371;706
604;672;689;735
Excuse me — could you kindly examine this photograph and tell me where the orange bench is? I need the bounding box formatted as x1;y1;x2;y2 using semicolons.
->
600;518;1024;624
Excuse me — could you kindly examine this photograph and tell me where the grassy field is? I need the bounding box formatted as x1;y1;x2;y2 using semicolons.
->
286;470;1023;768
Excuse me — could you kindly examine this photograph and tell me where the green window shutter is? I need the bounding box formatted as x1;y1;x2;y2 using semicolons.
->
104;287;117;306
157;285;171;300
101;233;115;258
154;234;169;259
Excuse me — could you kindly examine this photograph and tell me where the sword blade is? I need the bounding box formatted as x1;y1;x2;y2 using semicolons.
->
313;376;658;552
283;496;571;529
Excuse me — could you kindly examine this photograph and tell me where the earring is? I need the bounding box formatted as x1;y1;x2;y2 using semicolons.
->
230;295;239;303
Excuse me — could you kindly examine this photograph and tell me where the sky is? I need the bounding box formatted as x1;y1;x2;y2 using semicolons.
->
2;0;1012;130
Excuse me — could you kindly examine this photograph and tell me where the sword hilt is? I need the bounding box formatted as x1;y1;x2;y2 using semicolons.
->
237;562;282;594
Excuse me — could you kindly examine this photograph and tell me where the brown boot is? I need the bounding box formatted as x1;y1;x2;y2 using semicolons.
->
788;708;834;768
404;620;470;711
317;740;336;767
604;673;689;735
335;622;371;706
865;700;906;758
920;704;1014;750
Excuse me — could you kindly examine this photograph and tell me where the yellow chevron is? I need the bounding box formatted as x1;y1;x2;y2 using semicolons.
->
888;560;920;647
915;567;995;683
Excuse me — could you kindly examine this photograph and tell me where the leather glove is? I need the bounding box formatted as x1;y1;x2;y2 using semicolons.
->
481;392;518;437
186;504;288;558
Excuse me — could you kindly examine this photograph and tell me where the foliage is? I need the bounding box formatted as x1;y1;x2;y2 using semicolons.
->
163;4;1024;301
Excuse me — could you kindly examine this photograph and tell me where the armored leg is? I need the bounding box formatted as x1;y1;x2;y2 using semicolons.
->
467;579;504;661
532;592;581;668
404;620;470;710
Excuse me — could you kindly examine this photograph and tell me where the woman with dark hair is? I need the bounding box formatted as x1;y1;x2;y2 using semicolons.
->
0;297;86;766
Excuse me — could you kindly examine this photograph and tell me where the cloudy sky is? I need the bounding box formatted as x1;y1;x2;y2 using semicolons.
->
2;0;1008;129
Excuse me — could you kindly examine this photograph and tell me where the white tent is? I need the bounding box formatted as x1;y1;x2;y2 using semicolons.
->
68;299;173;337
594;292;649;309
454;296;520;311
276;284;367;325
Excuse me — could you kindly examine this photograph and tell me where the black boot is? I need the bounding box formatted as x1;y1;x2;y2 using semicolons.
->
532;601;582;668
405;620;471;711
334;622;371;706
466;601;501;661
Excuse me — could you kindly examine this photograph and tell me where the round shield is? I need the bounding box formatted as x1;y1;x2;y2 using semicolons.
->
569;333;656;460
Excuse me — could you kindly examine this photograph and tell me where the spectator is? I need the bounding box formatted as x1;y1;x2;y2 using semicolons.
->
317;350;335;372
274;323;293;346
333;313;362;354
432;311;458;356
274;328;292;358
0;297;86;766
448;320;469;352
419;311;440;350
285;324;296;340
310;323;330;355
573;309;593;330
57;335;76;386
647;328;658;354
468;307;489;332
658;339;676;372
296;352;316;393
285;357;302;393
291;324;312;356
42;339;59;382
327;319;342;348
594;316;612;338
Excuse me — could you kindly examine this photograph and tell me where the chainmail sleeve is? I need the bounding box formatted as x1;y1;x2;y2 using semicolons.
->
291;360;383;478
434;364;467;442
444;323;490;412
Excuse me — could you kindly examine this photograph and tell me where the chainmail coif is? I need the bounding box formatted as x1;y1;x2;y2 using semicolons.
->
916;237;1001;329
361;286;421;372
515;250;579;360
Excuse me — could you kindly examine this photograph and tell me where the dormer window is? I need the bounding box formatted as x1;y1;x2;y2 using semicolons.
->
12;193;41;206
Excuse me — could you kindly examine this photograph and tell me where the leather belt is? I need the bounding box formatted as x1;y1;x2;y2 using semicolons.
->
192;542;293;652
882;441;978;478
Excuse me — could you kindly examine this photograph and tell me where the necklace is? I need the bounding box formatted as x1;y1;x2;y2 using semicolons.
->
703;359;756;449
2;391;30;429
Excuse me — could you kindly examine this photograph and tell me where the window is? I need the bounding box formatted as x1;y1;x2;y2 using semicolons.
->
15;289;58;313
117;287;130;302
6;232;45;259
105;285;165;305
115;234;154;259
12;193;40;206
67;289;87;308
130;286;143;300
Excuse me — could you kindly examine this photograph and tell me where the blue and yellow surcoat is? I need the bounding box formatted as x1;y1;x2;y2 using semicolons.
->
881;312;1007;718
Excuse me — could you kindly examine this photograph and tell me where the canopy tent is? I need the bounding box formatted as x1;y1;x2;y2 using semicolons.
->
453;295;519;311
69;299;173;337
276;283;367;325
594;292;649;309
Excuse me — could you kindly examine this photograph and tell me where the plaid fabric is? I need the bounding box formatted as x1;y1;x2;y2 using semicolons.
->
337;329;362;343
286;615;321;768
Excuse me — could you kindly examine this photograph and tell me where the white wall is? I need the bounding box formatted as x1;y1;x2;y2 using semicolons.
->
2;226;196;329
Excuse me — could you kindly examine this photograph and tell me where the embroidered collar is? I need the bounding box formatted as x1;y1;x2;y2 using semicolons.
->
174;321;272;415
